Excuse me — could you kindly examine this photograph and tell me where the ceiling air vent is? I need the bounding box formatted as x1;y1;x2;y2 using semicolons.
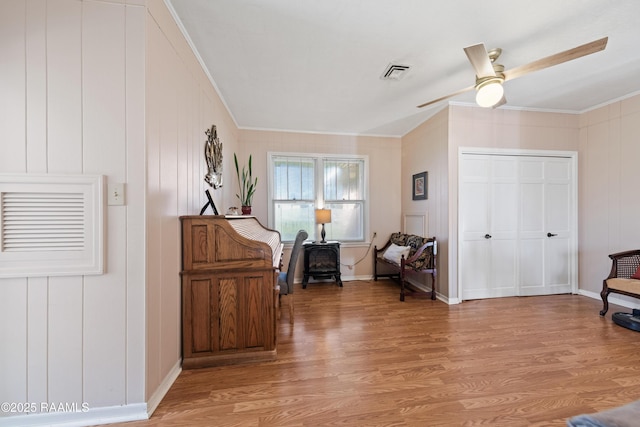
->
381;63;410;80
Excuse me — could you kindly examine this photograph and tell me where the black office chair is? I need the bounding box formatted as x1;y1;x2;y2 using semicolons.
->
278;229;308;324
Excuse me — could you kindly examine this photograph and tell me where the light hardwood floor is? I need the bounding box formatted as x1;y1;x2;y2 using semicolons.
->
111;279;640;427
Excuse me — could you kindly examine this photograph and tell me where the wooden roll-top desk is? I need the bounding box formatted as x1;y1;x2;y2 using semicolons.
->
179;215;283;369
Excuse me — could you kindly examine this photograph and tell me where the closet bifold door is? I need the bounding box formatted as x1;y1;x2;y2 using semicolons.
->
459;150;576;301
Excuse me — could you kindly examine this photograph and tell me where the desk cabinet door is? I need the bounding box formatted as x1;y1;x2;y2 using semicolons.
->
182;271;275;358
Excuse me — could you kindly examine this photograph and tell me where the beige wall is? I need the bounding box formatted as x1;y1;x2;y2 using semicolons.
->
239;129;402;279
145;0;241;406
401;108;450;298
447;106;580;301
578;94;640;302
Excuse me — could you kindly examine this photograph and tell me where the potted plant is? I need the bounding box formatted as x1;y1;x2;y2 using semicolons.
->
234;153;258;214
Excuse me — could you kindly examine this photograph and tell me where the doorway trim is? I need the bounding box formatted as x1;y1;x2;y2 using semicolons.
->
457;147;578;301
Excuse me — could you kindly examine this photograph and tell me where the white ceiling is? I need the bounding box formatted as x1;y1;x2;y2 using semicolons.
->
167;0;640;137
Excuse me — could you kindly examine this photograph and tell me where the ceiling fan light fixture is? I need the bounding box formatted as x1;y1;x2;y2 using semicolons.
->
475;78;504;108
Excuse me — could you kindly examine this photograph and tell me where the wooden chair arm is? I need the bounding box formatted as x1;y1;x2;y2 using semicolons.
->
374;240;393;255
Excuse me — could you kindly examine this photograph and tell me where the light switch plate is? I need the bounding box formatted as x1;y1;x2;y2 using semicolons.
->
108;183;125;206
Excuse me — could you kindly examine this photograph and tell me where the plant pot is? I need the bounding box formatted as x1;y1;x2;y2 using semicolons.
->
241;206;252;215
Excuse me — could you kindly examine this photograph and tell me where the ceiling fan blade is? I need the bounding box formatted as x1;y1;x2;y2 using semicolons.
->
464;43;496;78
417;85;475;108
504;37;608;82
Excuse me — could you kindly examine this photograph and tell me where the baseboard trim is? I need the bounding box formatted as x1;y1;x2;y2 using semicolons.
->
147;359;182;416
579;289;638;311
0;403;148;427
0;360;183;427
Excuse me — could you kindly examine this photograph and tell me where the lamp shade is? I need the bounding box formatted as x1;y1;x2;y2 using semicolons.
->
315;208;331;224
475;79;504;108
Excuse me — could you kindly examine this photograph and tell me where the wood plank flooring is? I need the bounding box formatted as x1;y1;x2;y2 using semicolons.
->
110;280;640;427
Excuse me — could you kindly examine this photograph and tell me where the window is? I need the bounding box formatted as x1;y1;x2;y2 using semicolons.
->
268;153;368;242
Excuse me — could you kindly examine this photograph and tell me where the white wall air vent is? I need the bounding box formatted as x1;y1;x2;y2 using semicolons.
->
2;192;85;251
381;63;411;80
0;174;104;278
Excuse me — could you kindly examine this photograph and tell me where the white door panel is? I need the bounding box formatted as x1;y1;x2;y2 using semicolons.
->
491;239;518;296
461;182;490;233
519;239;544;291
492;182;518;233
546;183;570;232
545;159;571;180
463;156;491;178
545;235;572;293
460;152;576;300
544;162;572;293
461;240;491;299
460;155;519;299
520;159;544;179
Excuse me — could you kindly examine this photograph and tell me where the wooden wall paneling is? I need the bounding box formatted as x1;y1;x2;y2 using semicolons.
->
125;2;147;405
83;209;127;407
606;115;622;249
27;277;48;405
157;35;182;380
145;16;164;397
198;91;212;213
619;110;640;246
582;121;611;293
42;0;85;408
48;276;83;405
26;0;47;173
46;0;82;173
0;279;28;403
0;0;26;173
81;1;128;407
176;67;190;217
82;1;126;178
0;0;27;406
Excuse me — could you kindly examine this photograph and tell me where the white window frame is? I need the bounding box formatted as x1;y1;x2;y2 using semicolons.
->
267;152;369;243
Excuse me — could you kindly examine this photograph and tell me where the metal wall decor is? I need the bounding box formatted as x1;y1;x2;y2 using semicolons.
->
201;124;223;215
204;124;223;189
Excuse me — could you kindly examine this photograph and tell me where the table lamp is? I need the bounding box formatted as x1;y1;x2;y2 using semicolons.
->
315;208;331;243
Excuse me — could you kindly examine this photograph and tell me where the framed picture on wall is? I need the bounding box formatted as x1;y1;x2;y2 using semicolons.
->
412;171;427;200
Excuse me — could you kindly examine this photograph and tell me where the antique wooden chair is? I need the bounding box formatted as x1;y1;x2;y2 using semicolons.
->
600;249;640;316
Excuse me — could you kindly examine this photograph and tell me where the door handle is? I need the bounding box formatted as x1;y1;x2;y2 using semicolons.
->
484;234;492;239
547;232;557;238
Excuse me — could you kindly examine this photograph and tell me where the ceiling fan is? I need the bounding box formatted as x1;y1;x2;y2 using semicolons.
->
417;37;608;109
